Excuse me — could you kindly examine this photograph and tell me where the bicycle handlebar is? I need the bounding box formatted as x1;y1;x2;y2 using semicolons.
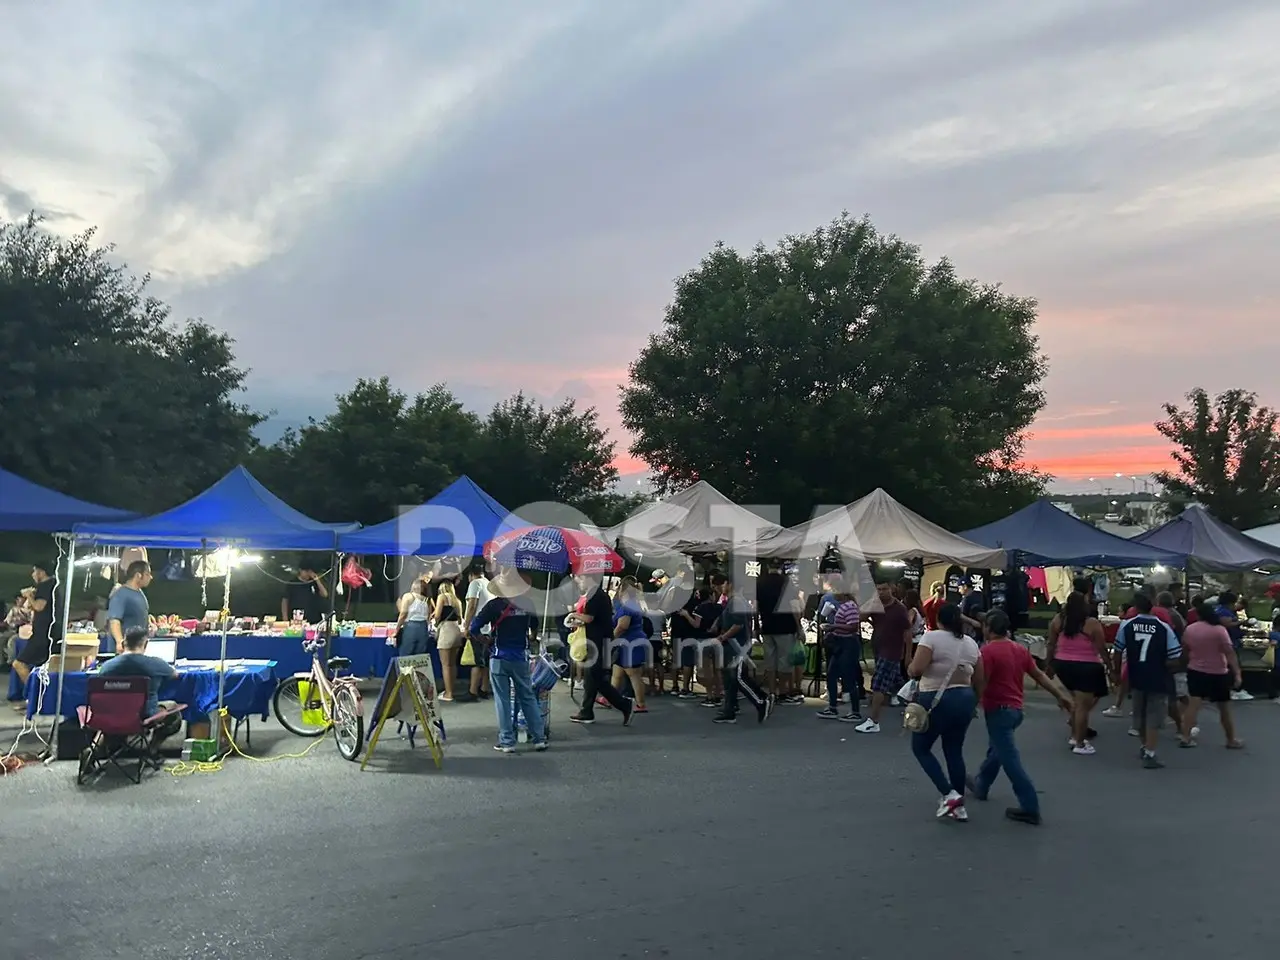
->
303;638;326;654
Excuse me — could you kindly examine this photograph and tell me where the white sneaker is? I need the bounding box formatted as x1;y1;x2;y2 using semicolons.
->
1191;725;1201;738
1127;728;1140;737
890;696;902;707
936;790;963;819
1231;690;1254;701
1072;742;1096;756
855;719;880;734
950;804;969;821
1102;706;1125;718
1067;738;1078;747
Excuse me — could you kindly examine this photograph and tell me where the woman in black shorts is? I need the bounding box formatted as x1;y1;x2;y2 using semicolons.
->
1179;602;1244;748
1046;592;1109;755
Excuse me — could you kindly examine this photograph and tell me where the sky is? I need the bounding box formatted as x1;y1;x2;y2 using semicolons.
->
3;0;1277;495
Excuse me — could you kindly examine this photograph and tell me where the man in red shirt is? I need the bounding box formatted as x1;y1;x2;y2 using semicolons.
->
968;610;1072;825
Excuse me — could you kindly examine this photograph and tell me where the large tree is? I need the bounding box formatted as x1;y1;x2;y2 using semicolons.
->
1155;388;1280;530
252;384;627;528
464;393;620;516
251;378;470;524
620;214;1047;528
0;214;261;511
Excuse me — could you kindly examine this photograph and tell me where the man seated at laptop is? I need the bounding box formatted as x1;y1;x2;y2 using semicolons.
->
97;626;183;751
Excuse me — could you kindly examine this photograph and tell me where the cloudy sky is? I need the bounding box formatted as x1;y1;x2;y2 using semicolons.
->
3;0;1277;494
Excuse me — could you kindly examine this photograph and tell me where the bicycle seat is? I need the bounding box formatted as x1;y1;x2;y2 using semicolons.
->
326;656;352;672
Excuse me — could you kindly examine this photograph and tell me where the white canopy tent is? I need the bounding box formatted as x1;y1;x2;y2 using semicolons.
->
751;487;1007;567
1243;522;1280;550
597;480;788;557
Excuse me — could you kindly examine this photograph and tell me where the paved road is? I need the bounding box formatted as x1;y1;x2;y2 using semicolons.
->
3;686;1274;960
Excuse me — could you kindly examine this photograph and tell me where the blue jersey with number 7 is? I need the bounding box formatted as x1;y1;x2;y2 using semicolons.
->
1115;614;1182;692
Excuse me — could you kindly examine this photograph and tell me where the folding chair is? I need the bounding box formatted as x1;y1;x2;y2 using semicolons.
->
75;676;187;785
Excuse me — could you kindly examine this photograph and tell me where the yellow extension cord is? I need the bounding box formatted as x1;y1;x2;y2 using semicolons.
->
167;707;329;777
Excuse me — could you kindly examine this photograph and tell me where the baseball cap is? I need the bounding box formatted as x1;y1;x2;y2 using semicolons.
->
650;569;667;582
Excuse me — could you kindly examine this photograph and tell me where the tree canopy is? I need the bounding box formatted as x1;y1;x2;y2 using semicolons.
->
619;214;1048;528
250;379;643;529
1155;388;1280;530
0;214;262;511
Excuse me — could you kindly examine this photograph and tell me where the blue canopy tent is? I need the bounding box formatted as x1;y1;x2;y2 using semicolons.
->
1132;505;1280;572
0;466;135;532
961;499;1187;568
338;475;528;556
73;465;357;550
60;466;359;745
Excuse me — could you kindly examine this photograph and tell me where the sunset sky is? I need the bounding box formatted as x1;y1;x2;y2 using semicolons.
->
3;1;1277;496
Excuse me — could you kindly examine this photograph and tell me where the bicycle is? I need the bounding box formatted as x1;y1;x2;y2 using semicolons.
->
271;639;364;761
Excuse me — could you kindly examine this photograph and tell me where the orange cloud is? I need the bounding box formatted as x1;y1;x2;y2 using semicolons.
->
1024;445;1175;479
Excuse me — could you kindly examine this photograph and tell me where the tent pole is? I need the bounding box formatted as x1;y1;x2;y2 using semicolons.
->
45;535;77;761
324;550;341;662
214;555;231;752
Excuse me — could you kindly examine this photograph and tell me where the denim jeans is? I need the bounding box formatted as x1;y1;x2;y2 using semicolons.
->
490;657;545;747
974;707;1039;816
910;687;976;795
826;638;862;711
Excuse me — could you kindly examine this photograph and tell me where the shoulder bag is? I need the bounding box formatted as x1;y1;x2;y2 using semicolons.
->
903;645;962;734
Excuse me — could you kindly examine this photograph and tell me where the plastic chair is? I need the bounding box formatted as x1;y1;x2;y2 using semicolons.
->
75;676;187;785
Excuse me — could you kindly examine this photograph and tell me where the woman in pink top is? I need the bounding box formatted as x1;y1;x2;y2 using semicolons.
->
1179;602;1243;748
1046;592;1109;755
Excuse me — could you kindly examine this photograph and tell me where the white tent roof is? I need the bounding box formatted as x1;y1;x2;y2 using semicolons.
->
1243;522;1280;549
754;487;1007;567
598;480;787;556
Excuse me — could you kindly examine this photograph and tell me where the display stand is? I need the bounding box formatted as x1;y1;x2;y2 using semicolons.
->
362;654;444;770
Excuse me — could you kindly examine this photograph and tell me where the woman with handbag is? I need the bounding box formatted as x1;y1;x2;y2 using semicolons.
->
904;603;982;821
434;581;466;702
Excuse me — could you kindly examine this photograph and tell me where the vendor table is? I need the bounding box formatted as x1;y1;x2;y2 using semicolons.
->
25;660;277;724
175;634;395;680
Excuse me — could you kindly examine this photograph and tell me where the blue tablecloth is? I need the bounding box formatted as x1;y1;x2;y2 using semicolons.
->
174;634;394;679
25;662;277;723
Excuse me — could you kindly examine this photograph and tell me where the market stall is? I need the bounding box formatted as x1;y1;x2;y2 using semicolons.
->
752;488;1006;567
0;465;136;531
596;480;790;561
1133;505;1280;572
961;498;1186;569
59;466;360;750
1134;506;1280;693
338;475;529;557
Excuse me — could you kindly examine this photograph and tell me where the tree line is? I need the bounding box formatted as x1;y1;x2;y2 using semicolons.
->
2;211;1277;543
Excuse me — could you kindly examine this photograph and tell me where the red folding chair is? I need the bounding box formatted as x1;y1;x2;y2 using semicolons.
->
75;676;186;785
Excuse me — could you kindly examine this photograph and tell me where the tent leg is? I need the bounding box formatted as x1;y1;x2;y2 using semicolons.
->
324;551;341;662
45;536;77;761
214;562;231;752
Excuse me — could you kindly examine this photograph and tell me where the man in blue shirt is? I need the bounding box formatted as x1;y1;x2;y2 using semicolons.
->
468;569;547;753
1113;593;1185;768
97;626;182;750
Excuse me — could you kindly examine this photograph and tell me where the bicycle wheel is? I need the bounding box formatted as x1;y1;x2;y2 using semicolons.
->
273;676;329;738
332;685;364;761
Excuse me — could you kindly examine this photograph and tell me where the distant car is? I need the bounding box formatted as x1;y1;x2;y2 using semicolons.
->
1103;513;1122;522
1121;567;1144;585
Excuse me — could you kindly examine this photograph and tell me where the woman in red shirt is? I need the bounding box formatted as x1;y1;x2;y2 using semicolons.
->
968;611;1073;826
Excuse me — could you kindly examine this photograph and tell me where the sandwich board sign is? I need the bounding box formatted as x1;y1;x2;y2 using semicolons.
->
362;654;445;770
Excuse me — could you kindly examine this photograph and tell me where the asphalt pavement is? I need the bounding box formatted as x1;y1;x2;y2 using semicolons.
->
2;683;1274;960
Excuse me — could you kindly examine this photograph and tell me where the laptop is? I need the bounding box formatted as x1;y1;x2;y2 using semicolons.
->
147;639;177;664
